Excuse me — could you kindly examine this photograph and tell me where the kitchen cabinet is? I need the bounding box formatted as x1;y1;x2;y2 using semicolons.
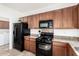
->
62;6;78;29
30;38;36;53
52;41;77;56
32;14;40;28
67;44;77;56
78;4;79;28
40;11;53;20
24;36;30;51
27;16;33;28
53;9;63;28
0;21;9;29
20;4;78;29
24;36;36;53
72;5;78;28
52;41;68;56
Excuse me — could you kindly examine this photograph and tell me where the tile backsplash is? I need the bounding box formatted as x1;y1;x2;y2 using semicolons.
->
54;29;79;37
30;29;79;40
30;29;53;35
54;36;79;41
41;29;53;33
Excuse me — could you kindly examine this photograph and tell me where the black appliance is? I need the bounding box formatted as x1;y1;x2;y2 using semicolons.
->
13;22;30;51
39;20;53;28
36;32;53;56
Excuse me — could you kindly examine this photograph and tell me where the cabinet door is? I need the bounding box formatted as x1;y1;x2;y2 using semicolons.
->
30;45;36;53
30;39;36;53
30;39;36;46
39;11;53;20
72;6;78;28
27;16;33;28
24;40;30;51
53;46;67;56
54;9;63;28
32;14;40;28
39;12;47;20
78;4;79;28
52;41;67;56
24;37;30;51
62;7;72;28
62;6;77;29
67;44;77;56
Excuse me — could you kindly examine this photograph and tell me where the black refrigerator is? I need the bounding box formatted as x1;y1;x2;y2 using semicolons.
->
13;22;30;51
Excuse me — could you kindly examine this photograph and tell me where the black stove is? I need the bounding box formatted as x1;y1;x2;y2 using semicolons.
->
36;32;53;56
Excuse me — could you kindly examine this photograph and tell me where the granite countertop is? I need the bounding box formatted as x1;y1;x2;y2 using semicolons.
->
53;39;79;56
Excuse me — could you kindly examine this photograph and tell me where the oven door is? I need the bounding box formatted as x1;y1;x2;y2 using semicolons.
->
36;43;52;56
39;43;51;50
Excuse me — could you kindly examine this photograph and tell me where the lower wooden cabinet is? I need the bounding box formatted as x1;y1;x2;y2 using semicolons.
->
24;37;36;53
67;44;77;56
24;36;30;51
29;38;36;53
53;45;67;56
52;41;68;56
30;45;36;53
52;41;77;56
24;37;77;56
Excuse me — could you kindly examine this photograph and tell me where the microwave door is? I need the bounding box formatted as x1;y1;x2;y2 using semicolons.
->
40;23;48;28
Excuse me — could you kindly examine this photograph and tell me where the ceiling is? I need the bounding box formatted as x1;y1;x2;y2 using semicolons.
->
0;3;77;17
0;3;52;13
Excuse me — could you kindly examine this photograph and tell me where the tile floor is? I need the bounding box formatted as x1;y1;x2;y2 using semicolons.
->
0;45;35;56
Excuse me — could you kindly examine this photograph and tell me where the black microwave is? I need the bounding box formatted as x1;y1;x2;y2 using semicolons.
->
39;20;53;28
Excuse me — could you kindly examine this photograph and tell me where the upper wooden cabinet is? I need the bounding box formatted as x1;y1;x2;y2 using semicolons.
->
78;4;79;28
32;14;40;28
27;14;40;29
40;11;53;20
0;21;9;29
27;16;33;28
62;6;78;29
53;9;63;28
72;6;78;28
20;4;78;29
